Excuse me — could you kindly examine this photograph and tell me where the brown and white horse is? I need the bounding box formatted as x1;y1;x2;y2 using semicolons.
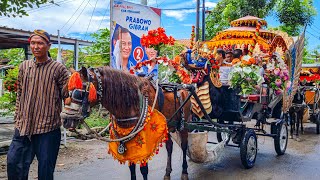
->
61;66;192;180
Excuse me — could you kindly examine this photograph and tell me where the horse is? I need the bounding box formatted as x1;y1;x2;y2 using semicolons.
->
61;66;192;180
289;86;306;140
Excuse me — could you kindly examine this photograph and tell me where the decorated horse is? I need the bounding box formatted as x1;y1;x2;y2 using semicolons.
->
60;66;192;180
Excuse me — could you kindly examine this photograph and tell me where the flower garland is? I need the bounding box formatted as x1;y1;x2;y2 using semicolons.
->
130;56;191;84
265;53;291;95
190;25;195;49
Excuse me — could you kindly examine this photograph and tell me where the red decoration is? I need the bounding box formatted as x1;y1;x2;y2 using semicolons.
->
140;27;175;48
88;82;97;103
68;72;83;91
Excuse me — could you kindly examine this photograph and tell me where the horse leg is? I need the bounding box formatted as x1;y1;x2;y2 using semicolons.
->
300;111;304;134
140;163;148;180
129;163;136;180
296;113;300;141
164;134;173;180
290;113;294;139
180;130;189;180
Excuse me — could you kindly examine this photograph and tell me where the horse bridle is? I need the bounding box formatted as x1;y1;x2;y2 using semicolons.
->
66;68;103;119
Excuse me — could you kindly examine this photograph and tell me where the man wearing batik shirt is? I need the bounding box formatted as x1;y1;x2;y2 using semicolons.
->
7;29;69;180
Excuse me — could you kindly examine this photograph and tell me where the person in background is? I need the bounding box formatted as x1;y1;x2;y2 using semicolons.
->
231;49;243;65
222;50;233;66
6;29;69;180
215;48;226;65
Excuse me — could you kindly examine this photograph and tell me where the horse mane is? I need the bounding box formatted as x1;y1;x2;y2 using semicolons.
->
98;66;149;117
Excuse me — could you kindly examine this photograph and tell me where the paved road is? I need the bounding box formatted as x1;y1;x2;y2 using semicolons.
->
55;124;320;180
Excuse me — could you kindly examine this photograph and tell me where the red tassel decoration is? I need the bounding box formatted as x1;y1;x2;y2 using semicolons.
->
68;72;83;91
88;82;97;102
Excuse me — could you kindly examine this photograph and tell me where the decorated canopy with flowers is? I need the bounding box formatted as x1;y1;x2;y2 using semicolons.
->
204;16;294;57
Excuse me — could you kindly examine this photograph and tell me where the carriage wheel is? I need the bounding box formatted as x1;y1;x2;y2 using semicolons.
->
217;119;231;143
274;121;288;155
240;129;257;169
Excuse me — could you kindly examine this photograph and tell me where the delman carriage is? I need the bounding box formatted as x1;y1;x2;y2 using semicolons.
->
60;16;304;179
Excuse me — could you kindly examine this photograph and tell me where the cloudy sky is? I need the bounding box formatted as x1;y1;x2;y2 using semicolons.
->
0;0;319;50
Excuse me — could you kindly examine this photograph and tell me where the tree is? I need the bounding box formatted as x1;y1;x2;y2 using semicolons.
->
205;0;316;38
276;0;316;36
80;28;110;67
0;48;24;66
0;0;54;17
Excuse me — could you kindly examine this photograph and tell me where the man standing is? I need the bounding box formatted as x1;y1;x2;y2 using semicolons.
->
7;30;69;180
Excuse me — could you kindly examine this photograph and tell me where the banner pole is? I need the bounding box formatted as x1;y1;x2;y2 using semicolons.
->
109;0;113;66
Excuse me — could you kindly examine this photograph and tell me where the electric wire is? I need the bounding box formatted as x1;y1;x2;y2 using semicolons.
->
60;0;87;30
64;0;91;35
84;0;99;39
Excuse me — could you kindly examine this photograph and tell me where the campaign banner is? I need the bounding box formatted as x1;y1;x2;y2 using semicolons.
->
111;0;161;78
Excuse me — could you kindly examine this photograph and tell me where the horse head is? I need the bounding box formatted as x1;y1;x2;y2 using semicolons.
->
61;66;150;129
60;67;99;129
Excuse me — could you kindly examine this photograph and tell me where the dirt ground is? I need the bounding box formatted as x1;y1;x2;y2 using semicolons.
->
0;139;108;180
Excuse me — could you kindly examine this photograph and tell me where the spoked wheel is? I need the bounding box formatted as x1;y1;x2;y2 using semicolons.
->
240;129;257;169
217;119;231;143
274;120;288;155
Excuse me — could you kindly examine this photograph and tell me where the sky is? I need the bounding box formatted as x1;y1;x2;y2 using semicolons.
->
0;0;319;50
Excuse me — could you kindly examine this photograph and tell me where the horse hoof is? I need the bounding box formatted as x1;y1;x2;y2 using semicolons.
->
181;174;189;180
290;135;293;139
296;137;301;142
164;175;170;180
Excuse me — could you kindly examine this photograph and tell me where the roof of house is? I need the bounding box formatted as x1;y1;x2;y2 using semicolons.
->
0;26;93;49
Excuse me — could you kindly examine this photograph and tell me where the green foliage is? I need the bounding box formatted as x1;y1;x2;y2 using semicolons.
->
159;43;185;59
0;48;24;66
0;93;16;116
48;28;110;68
276;0;316;36
0;67;18;116
49;48;74;68
83;108;110;128
156;42;186;83
81;28;110;67
0;0;54;17
206;0;316;38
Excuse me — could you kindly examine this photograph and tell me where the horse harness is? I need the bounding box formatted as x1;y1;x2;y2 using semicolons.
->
149;78;186;131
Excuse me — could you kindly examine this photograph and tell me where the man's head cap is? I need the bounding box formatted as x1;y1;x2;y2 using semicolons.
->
30;29;50;43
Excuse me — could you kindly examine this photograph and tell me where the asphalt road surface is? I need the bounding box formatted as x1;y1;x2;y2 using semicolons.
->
55;124;320;180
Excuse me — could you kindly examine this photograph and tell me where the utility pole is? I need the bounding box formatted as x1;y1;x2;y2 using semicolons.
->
202;0;205;41
141;0;147;5
196;0;200;41
57;30;62;63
